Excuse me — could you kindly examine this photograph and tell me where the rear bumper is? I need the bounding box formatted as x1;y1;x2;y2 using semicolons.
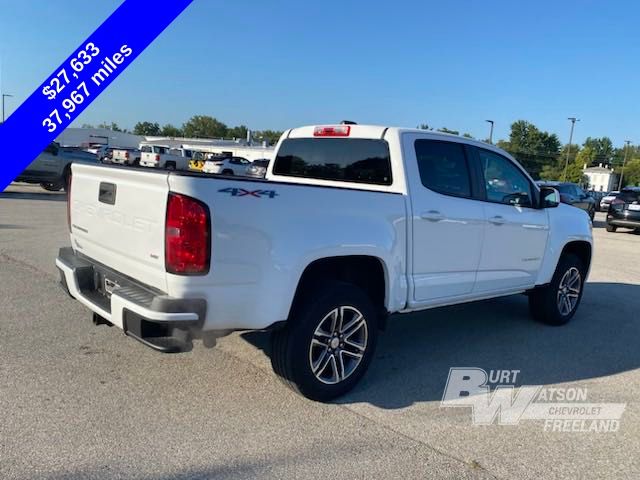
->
56;247;206;352
140;160;160;168
607;216;640;229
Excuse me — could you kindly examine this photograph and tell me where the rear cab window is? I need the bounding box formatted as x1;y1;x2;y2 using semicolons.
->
273;138;392;186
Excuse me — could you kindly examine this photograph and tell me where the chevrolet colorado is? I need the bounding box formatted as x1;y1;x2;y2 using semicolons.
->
56;124;592;401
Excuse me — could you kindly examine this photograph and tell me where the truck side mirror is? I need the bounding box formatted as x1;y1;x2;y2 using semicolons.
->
540;186;560;208
44;142;59;156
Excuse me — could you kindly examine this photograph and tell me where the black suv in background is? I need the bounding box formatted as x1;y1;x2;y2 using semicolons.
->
537;182;596;220
606;188;640;233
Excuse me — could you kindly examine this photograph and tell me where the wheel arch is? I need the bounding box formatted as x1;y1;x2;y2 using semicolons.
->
561;240;592;272
289;255;389;329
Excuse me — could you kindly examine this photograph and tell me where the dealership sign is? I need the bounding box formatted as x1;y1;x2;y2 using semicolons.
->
441;368;626;432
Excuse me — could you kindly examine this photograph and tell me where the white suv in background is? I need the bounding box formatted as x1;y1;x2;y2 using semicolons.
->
202;156;252;175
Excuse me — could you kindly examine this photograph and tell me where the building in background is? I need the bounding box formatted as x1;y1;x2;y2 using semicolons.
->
583;164;619;192
56;128;275;161
55;128;142;149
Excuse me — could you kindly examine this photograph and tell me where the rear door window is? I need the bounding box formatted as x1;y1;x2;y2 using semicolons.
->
414;140;472;198
273;138;392;185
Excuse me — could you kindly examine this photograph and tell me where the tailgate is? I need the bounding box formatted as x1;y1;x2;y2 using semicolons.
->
69;163;169;292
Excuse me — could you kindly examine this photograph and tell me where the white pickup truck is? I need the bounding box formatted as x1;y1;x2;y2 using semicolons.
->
111;148;141;166
56;124;592;401
139;145;193;170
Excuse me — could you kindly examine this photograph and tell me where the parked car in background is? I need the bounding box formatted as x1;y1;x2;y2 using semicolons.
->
140;145;192;170
187;151;206;171
202;156;251;175
600;191;620;211
58;124;593;401
537;182;595;220
588;190;606;211
605;188;640;232
111;148;141;166
16;142;98;192
245;158;270;178
85;145;112;162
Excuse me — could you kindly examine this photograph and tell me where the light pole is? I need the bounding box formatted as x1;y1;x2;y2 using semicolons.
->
485;120;494;144
618;140;632;190
1;93;13;123
562;117;579;181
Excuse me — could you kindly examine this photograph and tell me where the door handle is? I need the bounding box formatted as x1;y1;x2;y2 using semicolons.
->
489;215;506;225
420;210;445;222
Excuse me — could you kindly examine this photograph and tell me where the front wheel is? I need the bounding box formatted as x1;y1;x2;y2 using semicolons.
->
271;282;378;401
528;253;585;326
606;223;617;232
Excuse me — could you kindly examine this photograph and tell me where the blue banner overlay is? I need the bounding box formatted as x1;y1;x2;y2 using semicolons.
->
0;0;194;191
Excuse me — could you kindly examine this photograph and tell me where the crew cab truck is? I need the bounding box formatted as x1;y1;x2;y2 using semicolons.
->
56;124;592;401
139;145;192;170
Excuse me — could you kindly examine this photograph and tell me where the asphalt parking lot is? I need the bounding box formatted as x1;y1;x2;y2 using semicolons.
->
2;183;640;479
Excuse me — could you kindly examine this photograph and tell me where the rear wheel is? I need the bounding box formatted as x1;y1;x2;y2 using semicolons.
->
271;282;378;401
606;223;617;232
528;253;585;326
222;169;234;175
40;182;63;192
165;162;176;171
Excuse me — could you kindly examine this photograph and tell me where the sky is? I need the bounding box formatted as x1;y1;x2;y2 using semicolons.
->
0;0;638;145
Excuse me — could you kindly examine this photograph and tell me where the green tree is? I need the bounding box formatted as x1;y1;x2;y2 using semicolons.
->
81;123;95;128
437;127;459;135
621;158;640;187
97;121;123;132
160;124;183;137
462;133;474;139
227;125;249;139
500;120;561;178
133;121;161;136
582;137;613;165
417;123;433;130
182;115;228;138
254;129;284;145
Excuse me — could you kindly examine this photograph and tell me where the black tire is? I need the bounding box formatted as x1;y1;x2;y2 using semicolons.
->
40;182;63;192
222;169;234;175
165;162;176;171
528;253;586;326
606;223;617;233
271;282;378;401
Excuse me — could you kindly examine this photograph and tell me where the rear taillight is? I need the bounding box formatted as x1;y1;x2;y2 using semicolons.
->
155;154;160;162
125;151;130;159
66;170;72;232
165;193;210;275
313;125;350;137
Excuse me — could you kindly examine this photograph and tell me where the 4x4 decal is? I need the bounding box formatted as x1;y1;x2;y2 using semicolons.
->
218;187;279;198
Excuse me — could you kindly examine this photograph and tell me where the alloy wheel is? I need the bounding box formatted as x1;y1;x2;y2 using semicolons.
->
557;267;582;316
308;306;368;385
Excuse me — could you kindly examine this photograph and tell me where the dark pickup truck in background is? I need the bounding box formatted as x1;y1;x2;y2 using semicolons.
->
16;142;98;191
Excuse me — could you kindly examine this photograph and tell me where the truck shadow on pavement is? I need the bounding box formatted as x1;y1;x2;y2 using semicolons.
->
0;191;67;202
243;282;640;408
